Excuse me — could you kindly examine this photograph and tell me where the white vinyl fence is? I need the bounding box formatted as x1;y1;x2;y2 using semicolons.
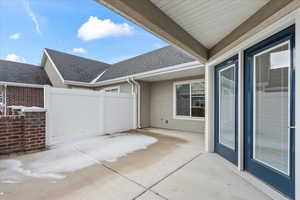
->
44;86;135;145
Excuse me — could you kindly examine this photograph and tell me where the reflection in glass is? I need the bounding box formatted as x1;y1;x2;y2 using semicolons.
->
253;42;290;175
219;65;235;150
176;84;190;116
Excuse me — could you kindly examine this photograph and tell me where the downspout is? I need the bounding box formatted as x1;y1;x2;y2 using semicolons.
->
131;78;141;129
127;78;138;129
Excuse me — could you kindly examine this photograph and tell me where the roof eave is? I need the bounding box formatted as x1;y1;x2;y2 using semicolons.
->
93;60;203;87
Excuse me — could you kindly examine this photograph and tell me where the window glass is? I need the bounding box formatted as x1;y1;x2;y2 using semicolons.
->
176;84;190;116
219;66;236;149
175;81;205;118
191;82;205;117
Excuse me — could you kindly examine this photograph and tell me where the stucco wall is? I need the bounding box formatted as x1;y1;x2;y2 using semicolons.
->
149;76;205;133
44;58;67;88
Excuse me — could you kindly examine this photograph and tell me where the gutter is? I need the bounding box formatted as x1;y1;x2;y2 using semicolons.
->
0;81;45;88
93;61;203;87
64;80;95;87
62;61;203;88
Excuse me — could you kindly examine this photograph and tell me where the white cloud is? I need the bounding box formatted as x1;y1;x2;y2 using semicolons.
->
5;54;26;63
78;16;134;41
23;0;41;34
153;43;164;49
10;33;21;40
72;48;87;54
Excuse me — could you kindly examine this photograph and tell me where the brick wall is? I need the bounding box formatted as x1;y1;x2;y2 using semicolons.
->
6;86;44;107
0;110;46;154
0;115;24;154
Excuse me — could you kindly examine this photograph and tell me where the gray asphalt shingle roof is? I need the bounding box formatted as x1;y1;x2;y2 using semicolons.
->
45;48;111;83
96;46;195;82
0;60;51;85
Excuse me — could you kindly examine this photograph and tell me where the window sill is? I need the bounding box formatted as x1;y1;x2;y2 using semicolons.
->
173;116;205;121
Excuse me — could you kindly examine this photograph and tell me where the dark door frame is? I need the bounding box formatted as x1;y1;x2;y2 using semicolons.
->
244;25;295;199
214;55;239;165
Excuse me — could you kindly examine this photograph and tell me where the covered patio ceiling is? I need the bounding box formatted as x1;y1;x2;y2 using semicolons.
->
96;0;298;63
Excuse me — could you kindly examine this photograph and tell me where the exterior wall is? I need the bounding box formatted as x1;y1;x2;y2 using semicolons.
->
96;82;132;93
150;76;205;133
0;111;46;154
140;81;151;128
6;86;44;107
44;58;67;88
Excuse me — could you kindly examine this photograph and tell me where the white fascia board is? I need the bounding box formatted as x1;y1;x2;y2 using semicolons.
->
90;70;107;84
93;61;203;86
54;61;203;87
44;49;66;84
0;82;45;88
63;80;94;87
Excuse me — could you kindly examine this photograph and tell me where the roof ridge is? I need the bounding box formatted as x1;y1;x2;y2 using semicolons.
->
0;59;42;68
45;48;111;66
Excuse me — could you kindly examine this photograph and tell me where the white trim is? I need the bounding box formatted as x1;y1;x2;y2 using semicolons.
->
64;80;94;87
94;61;203;86
0;81;45;88
90;70;107;84
42;59;202;88
44;49;66;84
173;79;205;121
238;50;244;171
173;116;205;121
295;9;300;200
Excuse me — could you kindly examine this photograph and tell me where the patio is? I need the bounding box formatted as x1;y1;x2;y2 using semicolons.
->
0;128;271;200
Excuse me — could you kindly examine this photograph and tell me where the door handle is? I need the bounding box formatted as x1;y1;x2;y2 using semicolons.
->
288;126;296;129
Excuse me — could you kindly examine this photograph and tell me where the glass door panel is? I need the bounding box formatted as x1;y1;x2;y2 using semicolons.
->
253;42;290;175
215;55;238;165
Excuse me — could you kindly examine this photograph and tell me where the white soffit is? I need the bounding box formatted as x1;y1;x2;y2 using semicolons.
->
150;0;270;48
138;67;205;82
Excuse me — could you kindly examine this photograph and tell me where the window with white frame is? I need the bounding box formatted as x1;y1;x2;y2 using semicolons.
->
104;86;120;93
174;80;205;119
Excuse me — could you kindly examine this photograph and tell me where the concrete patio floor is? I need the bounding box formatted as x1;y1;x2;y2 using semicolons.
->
0;128;272;200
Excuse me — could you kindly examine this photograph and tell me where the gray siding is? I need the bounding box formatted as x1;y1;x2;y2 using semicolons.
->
149;77;205;133
96;82;132;93
140;81;151;128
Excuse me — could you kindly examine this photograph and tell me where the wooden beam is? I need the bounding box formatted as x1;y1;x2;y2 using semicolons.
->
209;0;297;59
96;0;208;62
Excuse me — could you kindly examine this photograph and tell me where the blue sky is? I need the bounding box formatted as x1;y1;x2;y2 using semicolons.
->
0;0;168;65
